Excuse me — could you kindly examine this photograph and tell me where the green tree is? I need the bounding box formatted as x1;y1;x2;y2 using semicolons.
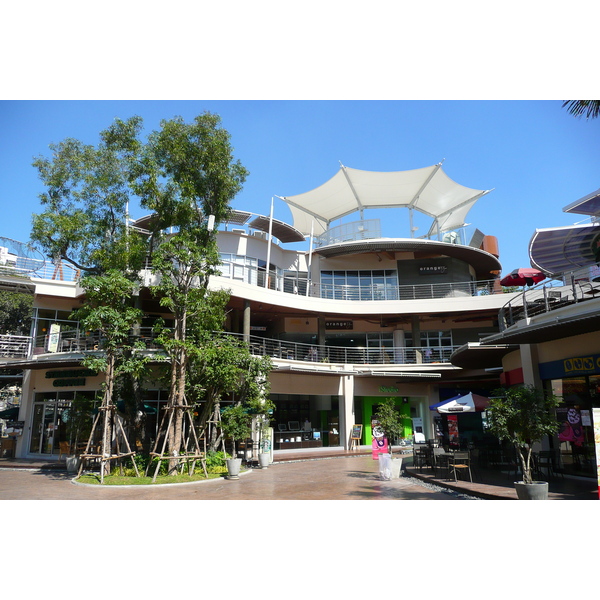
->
70;270;147;474
31;116;148;275
0;291;33;335
374;397;408;456
190;335;273;452
31;118;150;474
487;385;561;484
133;113;249;465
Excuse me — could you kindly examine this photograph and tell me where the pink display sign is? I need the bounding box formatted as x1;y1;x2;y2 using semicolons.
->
593;408;600;499
371;421;388;459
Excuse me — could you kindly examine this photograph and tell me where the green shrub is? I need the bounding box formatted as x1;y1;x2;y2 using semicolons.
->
203;450;230;473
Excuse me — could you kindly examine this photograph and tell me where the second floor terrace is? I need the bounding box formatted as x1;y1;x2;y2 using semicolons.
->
2;328;462;373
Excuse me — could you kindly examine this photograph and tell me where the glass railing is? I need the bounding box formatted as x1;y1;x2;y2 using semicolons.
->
314;219;382;247
216;259;500;300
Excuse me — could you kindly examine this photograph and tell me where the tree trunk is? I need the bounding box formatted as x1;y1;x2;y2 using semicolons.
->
167;311;187;473
101;352;116;477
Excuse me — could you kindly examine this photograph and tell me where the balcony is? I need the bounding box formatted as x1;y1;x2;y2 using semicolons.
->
498;267;600;331
216;258;500;301
0;335;31;359
20;328;458;370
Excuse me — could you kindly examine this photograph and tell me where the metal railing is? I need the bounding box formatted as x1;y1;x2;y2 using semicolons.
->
226;332;458;365
0;335;31;359
31;328;164;355
26;328;457;366
0;257;80;283
498;267;600;331
216;259;501;300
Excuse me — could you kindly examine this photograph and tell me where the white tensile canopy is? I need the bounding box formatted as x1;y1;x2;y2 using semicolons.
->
278;163;491;237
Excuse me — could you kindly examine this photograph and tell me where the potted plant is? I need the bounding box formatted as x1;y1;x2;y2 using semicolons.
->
257;415;272;468
487;385;560;500
220;403;252;479
374;398;408;479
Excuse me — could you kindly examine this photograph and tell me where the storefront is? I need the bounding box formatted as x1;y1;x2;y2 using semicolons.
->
539;352;600;477
28;390;97;456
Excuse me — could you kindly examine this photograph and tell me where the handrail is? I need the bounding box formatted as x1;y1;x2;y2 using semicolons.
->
498;266;600;331
215;258;501;300
27;328;458;366
0;334;31;359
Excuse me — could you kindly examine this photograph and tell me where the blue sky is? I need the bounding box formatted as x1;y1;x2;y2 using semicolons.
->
1;100;598;275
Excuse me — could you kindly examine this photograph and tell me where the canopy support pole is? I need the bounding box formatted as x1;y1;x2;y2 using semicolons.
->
264;197;274;289
306;220;314;296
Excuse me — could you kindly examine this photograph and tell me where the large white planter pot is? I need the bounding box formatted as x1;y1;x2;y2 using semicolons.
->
66;455;80;474
258;453;270;468
226;458;242;480
514;481;549;500
391;457;403;479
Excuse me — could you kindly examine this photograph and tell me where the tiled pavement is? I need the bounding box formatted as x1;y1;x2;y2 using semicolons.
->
0;446;597;500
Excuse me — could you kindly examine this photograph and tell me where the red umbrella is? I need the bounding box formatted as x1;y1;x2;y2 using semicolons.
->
500;267;545;287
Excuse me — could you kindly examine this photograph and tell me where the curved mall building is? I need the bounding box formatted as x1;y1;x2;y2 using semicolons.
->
1;163;518;459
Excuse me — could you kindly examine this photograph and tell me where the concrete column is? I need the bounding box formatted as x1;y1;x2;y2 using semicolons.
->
340;374;355;450
243;300;251;342
520;344;542;389
318;316;326;360
412;316;422;363
393;328;406;363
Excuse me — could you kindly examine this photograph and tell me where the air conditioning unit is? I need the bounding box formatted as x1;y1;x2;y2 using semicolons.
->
231;228;246;235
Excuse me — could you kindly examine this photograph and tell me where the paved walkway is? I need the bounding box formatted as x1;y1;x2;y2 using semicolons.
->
0;455;468;501
1;447;596;500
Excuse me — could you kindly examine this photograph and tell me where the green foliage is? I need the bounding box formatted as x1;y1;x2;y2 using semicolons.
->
488;385;561;483
374;398;408;455
204;450;230;473
220;403;252;456
0;291;33;335
31;116;148;275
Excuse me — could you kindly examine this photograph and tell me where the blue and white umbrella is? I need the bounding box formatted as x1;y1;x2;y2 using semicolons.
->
429;392;489;413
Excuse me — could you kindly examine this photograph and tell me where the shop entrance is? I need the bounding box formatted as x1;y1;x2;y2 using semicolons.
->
29;397;68;455
28;391;96;456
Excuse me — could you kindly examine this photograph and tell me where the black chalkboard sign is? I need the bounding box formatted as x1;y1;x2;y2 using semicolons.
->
351;424;363;440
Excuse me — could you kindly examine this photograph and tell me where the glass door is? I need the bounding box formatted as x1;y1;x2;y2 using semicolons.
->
29;400;58;454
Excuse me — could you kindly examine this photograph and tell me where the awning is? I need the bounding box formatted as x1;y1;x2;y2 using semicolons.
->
278;163;491;237
429;392;489;413
529;222;600;276
0;406;20;419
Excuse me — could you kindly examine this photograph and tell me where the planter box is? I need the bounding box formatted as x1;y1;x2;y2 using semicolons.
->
226;458;242;479
66;456;81;473
514;481;548;500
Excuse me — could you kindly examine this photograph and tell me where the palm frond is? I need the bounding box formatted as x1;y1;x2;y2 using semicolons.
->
562;100;600;120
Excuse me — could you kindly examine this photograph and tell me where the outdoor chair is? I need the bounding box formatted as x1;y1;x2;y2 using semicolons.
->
58;441;71;459
432;447;449;479
413;447;428;472
537;450;563;479
449;451;472;482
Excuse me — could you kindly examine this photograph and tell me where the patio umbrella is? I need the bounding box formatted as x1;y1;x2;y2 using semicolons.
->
429;392;489;413
500;267;545;287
